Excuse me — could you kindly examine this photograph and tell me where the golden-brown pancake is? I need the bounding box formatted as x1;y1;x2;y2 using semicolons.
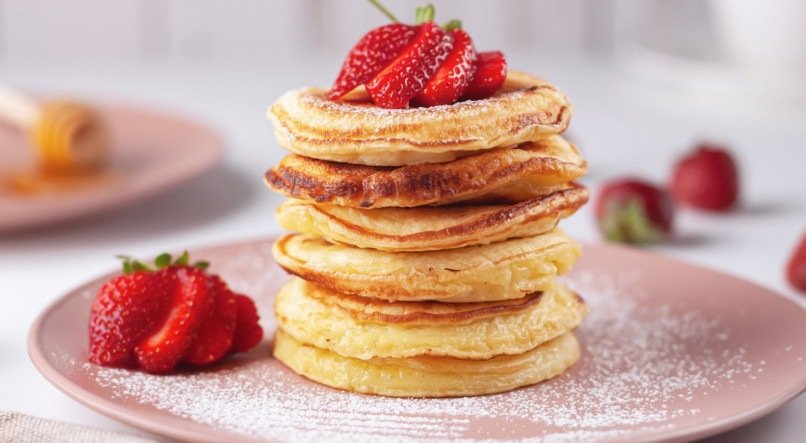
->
275;184;588;251
273;328;580;397
272;229;580;302
268;71;572;166
275;278;588;359
265;135;586;208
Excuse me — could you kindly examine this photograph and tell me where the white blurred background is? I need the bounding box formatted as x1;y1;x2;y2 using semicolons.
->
0;0;776;63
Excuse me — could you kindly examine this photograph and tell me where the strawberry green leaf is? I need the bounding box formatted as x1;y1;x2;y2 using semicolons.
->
131;261;150;272
154;253;172;269
415;4;435;24
174;250;190;267
194;260;210;271
602;199;664;244
444;19;462;31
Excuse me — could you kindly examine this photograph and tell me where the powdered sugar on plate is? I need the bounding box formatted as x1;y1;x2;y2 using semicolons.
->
82;243;766;442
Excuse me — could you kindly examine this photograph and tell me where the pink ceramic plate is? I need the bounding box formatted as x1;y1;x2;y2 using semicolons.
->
0;102;222;232
29;239;806;442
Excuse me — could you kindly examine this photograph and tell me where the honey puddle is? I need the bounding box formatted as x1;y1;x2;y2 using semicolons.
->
3;169;119;196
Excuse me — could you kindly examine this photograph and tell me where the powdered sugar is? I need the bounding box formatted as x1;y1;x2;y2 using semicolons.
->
83;251;765;442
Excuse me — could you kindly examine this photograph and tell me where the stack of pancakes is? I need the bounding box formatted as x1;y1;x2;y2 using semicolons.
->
266;71;589;397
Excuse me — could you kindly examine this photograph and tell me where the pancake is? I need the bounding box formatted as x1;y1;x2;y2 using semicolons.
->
275;278;588;360
273;329;580;397
268;71;572;166
275;184;589;251
265;135;586;209
272;229;580;302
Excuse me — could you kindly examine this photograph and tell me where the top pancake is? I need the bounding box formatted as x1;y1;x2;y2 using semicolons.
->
268;71;572;166
266;134;586;208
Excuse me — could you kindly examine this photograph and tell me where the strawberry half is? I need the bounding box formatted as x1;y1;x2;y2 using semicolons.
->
412;27;477;107
133;267;212;374
183;274;238;366
231;294;263;353
366;22;453;108
462;51;507;100
329;23;416;100
595;178;675;244
89;271;173;367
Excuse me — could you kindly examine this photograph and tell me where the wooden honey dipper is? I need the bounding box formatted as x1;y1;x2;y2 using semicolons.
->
0;85;107;175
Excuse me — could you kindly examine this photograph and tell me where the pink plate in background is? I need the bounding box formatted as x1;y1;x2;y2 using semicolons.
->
0;102;223;232
29;239;806;442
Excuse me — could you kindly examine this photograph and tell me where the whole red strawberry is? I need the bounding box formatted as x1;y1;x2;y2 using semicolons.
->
89;252;264;374
786;232;806;293
595;178;675;244
671;143;739;211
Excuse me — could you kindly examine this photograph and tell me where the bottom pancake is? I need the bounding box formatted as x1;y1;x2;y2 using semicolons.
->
273;329;580;398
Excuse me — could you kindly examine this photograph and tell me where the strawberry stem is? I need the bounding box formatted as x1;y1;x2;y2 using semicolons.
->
367;0;399;22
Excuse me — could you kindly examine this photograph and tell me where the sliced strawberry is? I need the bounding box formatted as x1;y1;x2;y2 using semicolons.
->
411;28;477;107
89;271;173;367
366;22;453;109
230;294;263;353
134;267;212;374
182;275;238;365
329;23;416;100
462;51;507;100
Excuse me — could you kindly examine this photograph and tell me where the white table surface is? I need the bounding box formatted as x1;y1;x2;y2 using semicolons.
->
1;54;804;442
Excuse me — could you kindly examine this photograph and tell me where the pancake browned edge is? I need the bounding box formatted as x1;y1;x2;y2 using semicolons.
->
272;229;580;302
275;183;589;251
265;135;587;208
267;71;572;166
274;278;588;360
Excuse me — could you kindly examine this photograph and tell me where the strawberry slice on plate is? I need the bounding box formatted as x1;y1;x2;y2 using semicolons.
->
412;26;477;107
89;252;264;374
182;274;238;366
366;21;454;108
231;294;263;353
329;23;416;100
89;271;174;367
462;51;507;100
133;266;213;374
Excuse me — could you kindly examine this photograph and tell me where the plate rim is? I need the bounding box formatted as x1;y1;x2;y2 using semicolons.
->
27;238;806;443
